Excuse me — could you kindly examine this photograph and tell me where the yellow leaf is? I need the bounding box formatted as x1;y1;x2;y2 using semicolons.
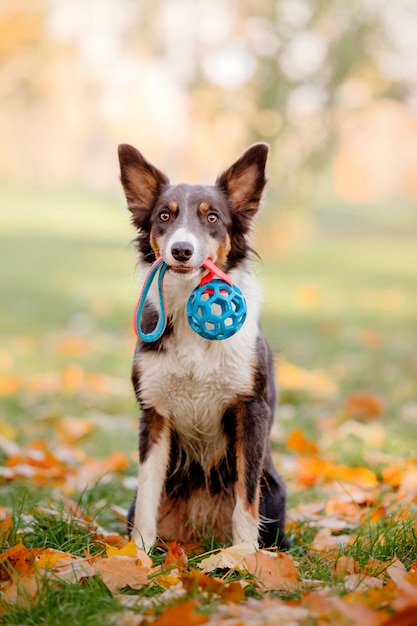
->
106;539;138;558
0;420;17;440
35;548;69;570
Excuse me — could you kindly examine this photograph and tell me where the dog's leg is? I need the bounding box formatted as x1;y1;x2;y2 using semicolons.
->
259;452;289;549
232;400;268;547
132;409;170;552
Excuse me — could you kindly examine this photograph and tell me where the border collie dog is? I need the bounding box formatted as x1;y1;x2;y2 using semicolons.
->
118;143;288;551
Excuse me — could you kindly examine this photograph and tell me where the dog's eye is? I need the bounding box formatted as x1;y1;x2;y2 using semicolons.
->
159;211;170;222
207;213;218;224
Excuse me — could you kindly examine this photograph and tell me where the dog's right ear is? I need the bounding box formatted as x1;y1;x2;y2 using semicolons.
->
118;144;169;229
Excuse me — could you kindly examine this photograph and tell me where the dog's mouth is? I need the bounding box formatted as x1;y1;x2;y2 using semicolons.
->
168;265;202;276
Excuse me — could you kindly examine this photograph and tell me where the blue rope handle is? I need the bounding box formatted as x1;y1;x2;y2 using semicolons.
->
133;257;169;342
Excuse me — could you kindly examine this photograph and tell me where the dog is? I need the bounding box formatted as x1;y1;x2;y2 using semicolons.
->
118;142;288;551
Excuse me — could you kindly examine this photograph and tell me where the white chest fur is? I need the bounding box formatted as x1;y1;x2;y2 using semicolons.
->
136;267;261;469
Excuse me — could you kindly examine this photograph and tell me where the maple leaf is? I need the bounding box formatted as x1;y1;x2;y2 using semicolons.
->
94;556;150;593
244;550;298;591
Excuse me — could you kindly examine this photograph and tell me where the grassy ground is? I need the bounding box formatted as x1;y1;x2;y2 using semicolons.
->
1;186;416;624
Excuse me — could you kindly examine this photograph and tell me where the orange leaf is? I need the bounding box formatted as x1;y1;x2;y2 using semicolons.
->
0;507;13;541
0;543;41;581
244;551;298;591
0;374;21;396
56;417;94;444
344;393;384;420
164;541;188;569
153;600;209;626
180;567;244;602
376;606;417;626
287;429;319;456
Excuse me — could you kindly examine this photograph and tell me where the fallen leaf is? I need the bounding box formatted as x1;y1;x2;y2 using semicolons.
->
106;539;138;559
43;557;96;584
152;600;209;626
0;507;13;541
244;550;298;591
335;556;356;576
386;559;408;587
198;542;257;573
163;541;188;569
311;527;354;551
278;361;337;397
344;393;384;421
344;574;384;592
56;417;94;444
34;548;70;570
180;568;245;603
287;429;319;456
379;606;417;626
94;556;149;593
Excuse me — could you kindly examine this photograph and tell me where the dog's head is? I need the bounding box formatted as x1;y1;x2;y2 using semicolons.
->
118;143;268;277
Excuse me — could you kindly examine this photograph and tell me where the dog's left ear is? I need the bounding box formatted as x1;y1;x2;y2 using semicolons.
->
118;144;169;230
216;143;268;224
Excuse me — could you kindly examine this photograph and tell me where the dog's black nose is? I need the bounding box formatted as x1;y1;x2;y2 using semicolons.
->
171;242;194;262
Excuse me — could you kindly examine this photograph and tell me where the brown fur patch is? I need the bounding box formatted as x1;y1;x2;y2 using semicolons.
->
198;201;211;215
168;201;179;215
214;234;232;270
150;233;161;258
157;488;235;543
235;411;247;501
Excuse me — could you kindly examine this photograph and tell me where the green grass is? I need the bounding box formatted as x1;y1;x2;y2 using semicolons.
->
1;185;417;623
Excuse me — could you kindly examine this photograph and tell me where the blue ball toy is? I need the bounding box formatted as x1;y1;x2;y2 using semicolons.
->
186;278;247;340
133;257;247;342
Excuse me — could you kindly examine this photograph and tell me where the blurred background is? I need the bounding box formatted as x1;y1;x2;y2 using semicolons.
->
1;0;417;463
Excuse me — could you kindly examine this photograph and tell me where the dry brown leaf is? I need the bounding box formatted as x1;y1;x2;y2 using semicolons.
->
207;597;309;625
335;556;356;576
386;559;408;587
44;557;96;584
94;556;149;592
344;574;384;592
311;527;354;551
244;551;298;591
